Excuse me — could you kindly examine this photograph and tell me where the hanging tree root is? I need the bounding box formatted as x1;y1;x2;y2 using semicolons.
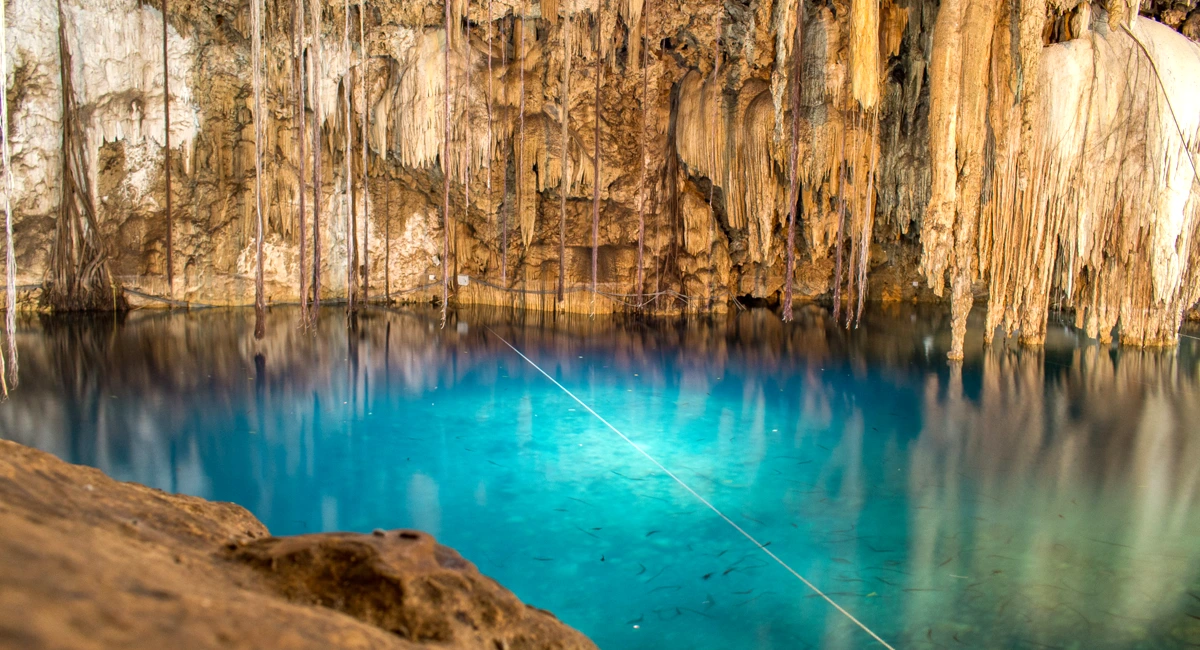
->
41;0;125;313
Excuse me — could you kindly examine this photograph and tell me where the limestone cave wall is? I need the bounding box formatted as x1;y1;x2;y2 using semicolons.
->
1;0;1198;354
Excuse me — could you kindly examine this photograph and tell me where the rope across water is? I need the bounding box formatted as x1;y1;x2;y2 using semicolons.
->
487;326;898;649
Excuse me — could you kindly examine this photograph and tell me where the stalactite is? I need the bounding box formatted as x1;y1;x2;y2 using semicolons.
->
44;0;123;313
844;0;883;328
676;73;779;266
310;0;323;311
251;0;265;339
516;5;529;249
635;0;649;304
442;0;452;326
590;0;602;301
0;0;13;393
295;0;308;323
463;0;472;286
924;0;999;354
706;4;720;311
846;122;859;322
782;0;803;322
500;18;508;285
916;0;1200;355
832;146;847;322
343;0;356;312
856;115;878;327
359;2;369;303
161;0;173;295
922;0;964;299
558;10;571;302
485;0;495;285
849;0;880;112
946;0;998;351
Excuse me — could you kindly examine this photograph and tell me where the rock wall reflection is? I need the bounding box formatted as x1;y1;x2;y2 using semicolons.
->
898;348;1200;646
1;305;1198;646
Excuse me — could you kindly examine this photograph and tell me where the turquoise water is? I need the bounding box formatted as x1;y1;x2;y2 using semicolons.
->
3;305;1200;649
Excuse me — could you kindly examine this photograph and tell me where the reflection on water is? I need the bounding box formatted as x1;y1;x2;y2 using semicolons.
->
2;305;1199;649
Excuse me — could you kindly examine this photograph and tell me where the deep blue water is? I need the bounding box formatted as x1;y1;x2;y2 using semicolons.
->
3;305;1200;649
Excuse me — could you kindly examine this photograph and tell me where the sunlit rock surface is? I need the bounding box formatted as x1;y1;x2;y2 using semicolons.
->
0;439;598;650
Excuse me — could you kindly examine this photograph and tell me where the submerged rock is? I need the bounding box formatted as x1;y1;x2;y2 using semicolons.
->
0;440;597;650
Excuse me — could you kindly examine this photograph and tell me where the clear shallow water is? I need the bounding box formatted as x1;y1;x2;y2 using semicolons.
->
3;305;1200;649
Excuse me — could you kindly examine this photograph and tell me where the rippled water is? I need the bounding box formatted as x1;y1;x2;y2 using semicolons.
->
2;305;1199;649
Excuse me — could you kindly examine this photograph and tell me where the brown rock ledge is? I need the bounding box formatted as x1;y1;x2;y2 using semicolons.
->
0;440;597;650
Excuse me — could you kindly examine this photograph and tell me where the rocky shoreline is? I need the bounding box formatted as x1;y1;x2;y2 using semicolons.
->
0;440;597;650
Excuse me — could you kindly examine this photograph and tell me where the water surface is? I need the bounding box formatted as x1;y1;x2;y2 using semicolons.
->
3;305;1199;649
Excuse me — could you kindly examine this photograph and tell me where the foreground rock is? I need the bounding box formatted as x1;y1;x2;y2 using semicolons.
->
0;440;597;650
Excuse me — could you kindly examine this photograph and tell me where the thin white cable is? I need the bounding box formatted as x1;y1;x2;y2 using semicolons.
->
487;327;897;650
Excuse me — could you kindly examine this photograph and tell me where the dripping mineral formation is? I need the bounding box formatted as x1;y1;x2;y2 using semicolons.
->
1;0;1198;357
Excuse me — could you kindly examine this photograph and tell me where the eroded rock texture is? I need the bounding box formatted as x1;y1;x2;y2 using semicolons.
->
0;439;598;650
1;0;1198;354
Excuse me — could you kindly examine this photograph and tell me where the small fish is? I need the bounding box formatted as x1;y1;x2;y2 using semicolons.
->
648;585;681;593
626;615;644;625
533;557;554;562
938;556;955;567
636;563;647;576
732;589;754;595
702;572;713;580
678;606;715;619
646;530;660;537
574;526;599;539
567;497;595;507
645;566;669;582
831;558;852;564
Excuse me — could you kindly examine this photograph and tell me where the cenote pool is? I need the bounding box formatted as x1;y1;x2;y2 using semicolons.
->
2;305;1199;649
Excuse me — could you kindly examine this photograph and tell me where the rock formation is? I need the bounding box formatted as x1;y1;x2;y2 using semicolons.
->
0;439;598;650
0;0;1197;356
